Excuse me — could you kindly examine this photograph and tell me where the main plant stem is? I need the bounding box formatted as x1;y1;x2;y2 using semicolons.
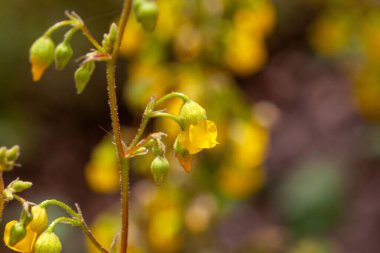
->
106;0;133;252
0;172;4;223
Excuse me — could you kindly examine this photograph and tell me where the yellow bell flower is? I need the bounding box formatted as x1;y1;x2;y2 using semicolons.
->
177;100;218;155
4;220;37;253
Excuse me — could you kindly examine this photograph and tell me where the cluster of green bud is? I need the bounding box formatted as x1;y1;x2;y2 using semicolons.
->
149;136;169;185
7;205;49;247
3;179;33;201
34;231;62;253
134;0;159;33
102;23;118;53
74;61;95;94
0;145;20;172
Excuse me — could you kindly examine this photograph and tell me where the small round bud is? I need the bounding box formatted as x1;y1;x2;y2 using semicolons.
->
178;100;207;128
150;156;169;185
8;222;26;246
30;36;55;81
29;206;48;234
55;42;73;70
74;61;95;94
6;145;20;161
10;180;33;193
136;1;159;33
34;231;62;253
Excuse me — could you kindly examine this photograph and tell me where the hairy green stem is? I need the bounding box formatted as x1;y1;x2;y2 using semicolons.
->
47;217;78;232
79;219;109;253
155;92;190;107
44;20;75;37
39;199;78;218
149;112;184;130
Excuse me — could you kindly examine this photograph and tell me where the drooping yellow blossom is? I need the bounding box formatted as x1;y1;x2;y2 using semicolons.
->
177;100;218;155
178;120;218;155
4;221;37;253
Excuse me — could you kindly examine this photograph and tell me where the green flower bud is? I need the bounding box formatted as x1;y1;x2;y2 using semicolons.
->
6;145;20;161
34;231;62;253
9;180;33;193
178;100;207;128
8;222;26;246
55;42;73;70
136;1;159;33
102;23;118;53
30;36;55;81
74;61;95;94
133;0;143;14
150;156;169;185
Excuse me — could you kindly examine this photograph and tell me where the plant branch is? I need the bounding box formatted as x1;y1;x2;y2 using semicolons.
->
79;218;109;253
39;199;78;218
105;1;133;253
155;92;190;107
44;20;75;37
150;112;184;130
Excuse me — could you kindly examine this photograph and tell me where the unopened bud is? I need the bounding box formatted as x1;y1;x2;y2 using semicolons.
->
55;42;73;70
102;23;118;53
29;206;48;234
150;156;169;185
136;1;159;33
8;222;26;246
30;36;55;81
74;61;95;94
6;145;20;161
34;231;62;253
10;180;33;193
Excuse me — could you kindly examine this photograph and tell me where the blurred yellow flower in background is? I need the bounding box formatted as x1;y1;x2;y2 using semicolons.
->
217;119;269;199
85;138;119;194
309;12;351;56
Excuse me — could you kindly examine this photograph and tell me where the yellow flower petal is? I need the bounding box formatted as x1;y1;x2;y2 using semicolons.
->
31;58;48;82
179;120;218;154
4;221;37;253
